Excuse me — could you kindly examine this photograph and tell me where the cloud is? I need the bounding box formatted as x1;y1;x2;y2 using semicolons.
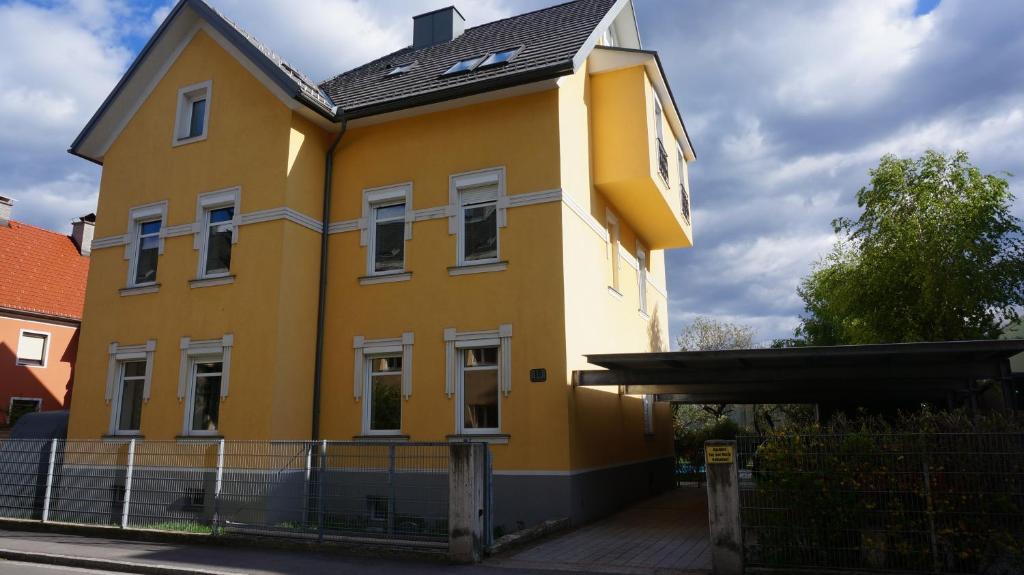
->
4;0;1022;348
650;0;1024;343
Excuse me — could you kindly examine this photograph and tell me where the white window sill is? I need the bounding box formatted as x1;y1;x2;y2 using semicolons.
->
175;434;223;443
608;286;623;300
102;433;143;442
189;275;235;289
447;433;509;445
16;361;45;369
353;434;410;442
359;272;411;285
172;133;208;148
448;261;508;276
120;284;160;297
638;310;650;321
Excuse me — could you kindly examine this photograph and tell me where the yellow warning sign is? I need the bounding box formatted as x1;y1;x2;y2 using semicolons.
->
705;444;734;464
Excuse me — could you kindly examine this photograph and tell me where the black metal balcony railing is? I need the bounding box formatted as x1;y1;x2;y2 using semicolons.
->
680;185;691;223
656;137;669;183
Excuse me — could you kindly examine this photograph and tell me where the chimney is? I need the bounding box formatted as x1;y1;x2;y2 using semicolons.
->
71;213;96;256
0;196;12;227
413;6;465;49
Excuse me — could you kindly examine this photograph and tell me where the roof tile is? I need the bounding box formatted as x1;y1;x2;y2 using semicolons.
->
0;221;90;321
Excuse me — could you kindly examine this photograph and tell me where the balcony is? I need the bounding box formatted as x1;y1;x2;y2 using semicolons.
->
590;65;691;249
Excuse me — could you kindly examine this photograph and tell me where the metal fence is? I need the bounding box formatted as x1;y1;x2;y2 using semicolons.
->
0;439;451;547
737;433;1024;574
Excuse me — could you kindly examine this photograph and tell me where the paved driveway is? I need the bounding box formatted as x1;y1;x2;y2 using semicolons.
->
489;488;711;574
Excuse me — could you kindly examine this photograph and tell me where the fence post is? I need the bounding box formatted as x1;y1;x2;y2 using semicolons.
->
42;439;58;523
387;444;396;537
922;452;939;572
121;439;136;529
302;443;312;527
317;439;327;542
705;439;743;575
448;442;486;563
212;439;225;535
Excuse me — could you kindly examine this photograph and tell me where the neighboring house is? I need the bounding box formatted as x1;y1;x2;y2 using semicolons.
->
66;0;695;528
0;196;92;427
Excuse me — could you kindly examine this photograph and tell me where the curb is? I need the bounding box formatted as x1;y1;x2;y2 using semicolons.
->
0;548;238;575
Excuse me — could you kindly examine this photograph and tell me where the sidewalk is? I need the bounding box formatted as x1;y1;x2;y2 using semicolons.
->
0;529;559;575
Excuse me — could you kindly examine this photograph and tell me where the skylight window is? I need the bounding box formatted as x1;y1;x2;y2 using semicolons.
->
386;62;416;76
442;56;485;76
480;48;520;68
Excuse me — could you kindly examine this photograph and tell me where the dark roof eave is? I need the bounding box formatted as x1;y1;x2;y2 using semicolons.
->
343;61;575;120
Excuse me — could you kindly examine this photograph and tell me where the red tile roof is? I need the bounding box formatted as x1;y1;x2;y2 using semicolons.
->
0;220;90;321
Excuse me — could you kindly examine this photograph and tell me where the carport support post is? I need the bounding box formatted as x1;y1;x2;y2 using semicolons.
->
448;442;486;563
705;440;743;575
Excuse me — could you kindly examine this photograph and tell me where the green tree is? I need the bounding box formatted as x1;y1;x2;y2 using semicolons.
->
795;150;1024;344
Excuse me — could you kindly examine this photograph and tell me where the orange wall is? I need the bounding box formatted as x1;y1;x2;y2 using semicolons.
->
0;313;79;422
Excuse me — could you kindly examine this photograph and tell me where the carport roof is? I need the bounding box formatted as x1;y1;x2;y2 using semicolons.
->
577;340;1024;404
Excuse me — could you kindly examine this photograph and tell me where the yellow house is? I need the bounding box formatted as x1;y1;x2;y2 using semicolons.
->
67;0;695;529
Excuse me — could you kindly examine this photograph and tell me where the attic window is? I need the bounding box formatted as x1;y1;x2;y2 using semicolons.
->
386;62;416;76
479;48;521;68
442;55;485;76
173;81;211;146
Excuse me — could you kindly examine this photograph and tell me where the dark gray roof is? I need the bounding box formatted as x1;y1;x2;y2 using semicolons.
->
320;0;616;118
191;0;335;115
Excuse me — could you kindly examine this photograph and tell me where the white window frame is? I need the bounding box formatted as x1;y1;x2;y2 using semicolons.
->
359;184;413;276
193;187;240;280
124;202;167;288
653;93;664;143
601;25;619;47
444;325;512;435
104;340;156;435
636;242;648;315
352;333;414;417
642;395;655;435
449;167;507;267
360;354;404;436
172;80;212;146
606;210;621;293
178;335;233;437
15;329;49;368
6;397;41;425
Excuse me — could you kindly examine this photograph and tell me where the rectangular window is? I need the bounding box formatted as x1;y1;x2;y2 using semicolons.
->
371;202;406;274
7;398;41;426
365;355;402;433
459;185;499;264
479;48;520;68
607;212;621;292
174;81;211;144
637;245;648;314
16;331;48;367
443;56;485;76
678;148;690;222
202;206;234;277
188;98;207;139
188;359;223;433
114;360;146;433
460;347;499;432
132;220;161;286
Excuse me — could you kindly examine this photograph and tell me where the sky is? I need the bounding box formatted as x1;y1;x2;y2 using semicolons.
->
2;0;1023;346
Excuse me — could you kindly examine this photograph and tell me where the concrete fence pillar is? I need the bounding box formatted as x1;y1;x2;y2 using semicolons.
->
705;439;743;575
448;442;487;563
